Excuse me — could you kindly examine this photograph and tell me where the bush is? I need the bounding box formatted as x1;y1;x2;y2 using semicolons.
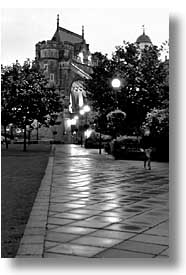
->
109;136;143;160
84;130;112;149
108;135;169;161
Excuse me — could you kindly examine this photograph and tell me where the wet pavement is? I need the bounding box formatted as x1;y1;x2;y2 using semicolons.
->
16;144;169;258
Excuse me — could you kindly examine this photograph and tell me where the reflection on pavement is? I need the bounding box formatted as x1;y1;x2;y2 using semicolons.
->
45;144;169;258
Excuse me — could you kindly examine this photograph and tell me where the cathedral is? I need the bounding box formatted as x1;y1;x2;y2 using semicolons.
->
35;15;99;143
35;16;152;143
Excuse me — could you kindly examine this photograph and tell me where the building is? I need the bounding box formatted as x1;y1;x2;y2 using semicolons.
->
136;26;152;49
35;19;156;143
35;15;97;143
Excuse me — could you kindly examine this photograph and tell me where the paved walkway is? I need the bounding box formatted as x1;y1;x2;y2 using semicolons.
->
16;144;169;258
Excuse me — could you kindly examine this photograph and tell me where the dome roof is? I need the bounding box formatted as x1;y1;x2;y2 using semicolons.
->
136;31;152;44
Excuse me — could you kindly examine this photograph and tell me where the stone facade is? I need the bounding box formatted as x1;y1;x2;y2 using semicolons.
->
35;16;97;143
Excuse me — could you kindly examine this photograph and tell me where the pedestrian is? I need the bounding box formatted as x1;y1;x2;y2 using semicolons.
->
141;128;152;170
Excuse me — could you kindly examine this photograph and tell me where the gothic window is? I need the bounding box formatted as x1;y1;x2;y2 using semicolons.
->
70;81;86;112
44;63;48;71
69;93;73;113
50;73;54;82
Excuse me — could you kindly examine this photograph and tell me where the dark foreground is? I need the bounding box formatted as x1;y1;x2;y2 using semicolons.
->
1;144;51;257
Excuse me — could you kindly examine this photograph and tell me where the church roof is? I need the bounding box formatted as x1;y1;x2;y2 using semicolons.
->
52;27;83;44
136;30;152;44
71;62;91;79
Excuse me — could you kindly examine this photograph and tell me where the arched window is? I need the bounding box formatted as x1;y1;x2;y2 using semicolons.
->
70;81;86;112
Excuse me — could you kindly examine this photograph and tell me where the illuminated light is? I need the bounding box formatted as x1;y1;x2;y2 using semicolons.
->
67;119;71;127
16;128;21;134
79;93;84;107
111;78;121;88
84;129;93;138
83;105;91;112
74;115;79;120
71;118;77;125
78;52;84;63
80;109;85;115
69;93;73;113
144;128;150;136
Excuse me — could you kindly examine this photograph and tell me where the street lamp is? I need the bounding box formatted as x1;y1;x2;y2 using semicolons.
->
111;78;121;89
79;109;85;116
79;105;90;146
74;115;79;121
71;118;77;125
111;78;121;109
83;105;91;125
110;77;128;139
79;110;84;146
83;105;91;113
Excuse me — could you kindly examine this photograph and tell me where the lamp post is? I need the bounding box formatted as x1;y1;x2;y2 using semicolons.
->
70;116;78;143
111;77;126;139
111;78;121;109
83;105;90;125
79;109;85;146
73;115;79;143
79;105;90;147
23;116;27;152
36;120;39;142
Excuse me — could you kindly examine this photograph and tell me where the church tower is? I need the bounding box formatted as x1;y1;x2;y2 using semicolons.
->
35;15;93;143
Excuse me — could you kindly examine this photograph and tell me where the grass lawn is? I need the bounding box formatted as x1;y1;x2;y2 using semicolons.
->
1;143;51;258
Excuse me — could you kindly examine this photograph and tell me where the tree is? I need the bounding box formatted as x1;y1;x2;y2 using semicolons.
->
142;101;169;138
113;42;169;134
1;60;62;151
84;52;117;136
1;64;19;148
85;42;169;137
106;109;127;138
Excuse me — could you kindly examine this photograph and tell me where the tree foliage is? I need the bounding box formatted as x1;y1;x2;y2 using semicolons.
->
1;60;62;150
106;110;127;138
142;103;169;137
85;42;169;137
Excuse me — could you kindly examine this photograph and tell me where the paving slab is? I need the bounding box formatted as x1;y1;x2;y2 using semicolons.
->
16;144;169;258
94;248;154;258
113;239;167;255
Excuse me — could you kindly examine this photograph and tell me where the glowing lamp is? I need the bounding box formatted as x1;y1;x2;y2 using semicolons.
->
80;109;85;115
83;105;91;112
111;78;121;89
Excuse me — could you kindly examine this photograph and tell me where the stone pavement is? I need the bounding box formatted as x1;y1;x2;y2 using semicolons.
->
16;144;169;258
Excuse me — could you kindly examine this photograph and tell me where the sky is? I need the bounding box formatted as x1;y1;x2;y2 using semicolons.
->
1;2;186;275
1;8;169;65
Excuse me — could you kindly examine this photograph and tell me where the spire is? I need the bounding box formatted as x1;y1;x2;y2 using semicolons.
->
142;24;145;35
82;25;84;40
57;14;59;31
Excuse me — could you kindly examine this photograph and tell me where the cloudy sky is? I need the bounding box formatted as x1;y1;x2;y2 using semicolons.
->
1;8;169;65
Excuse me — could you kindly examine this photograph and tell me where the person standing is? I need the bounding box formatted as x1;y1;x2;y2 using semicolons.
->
141;129;152;170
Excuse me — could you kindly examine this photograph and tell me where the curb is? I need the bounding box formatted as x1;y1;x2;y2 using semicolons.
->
16;145;55;258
